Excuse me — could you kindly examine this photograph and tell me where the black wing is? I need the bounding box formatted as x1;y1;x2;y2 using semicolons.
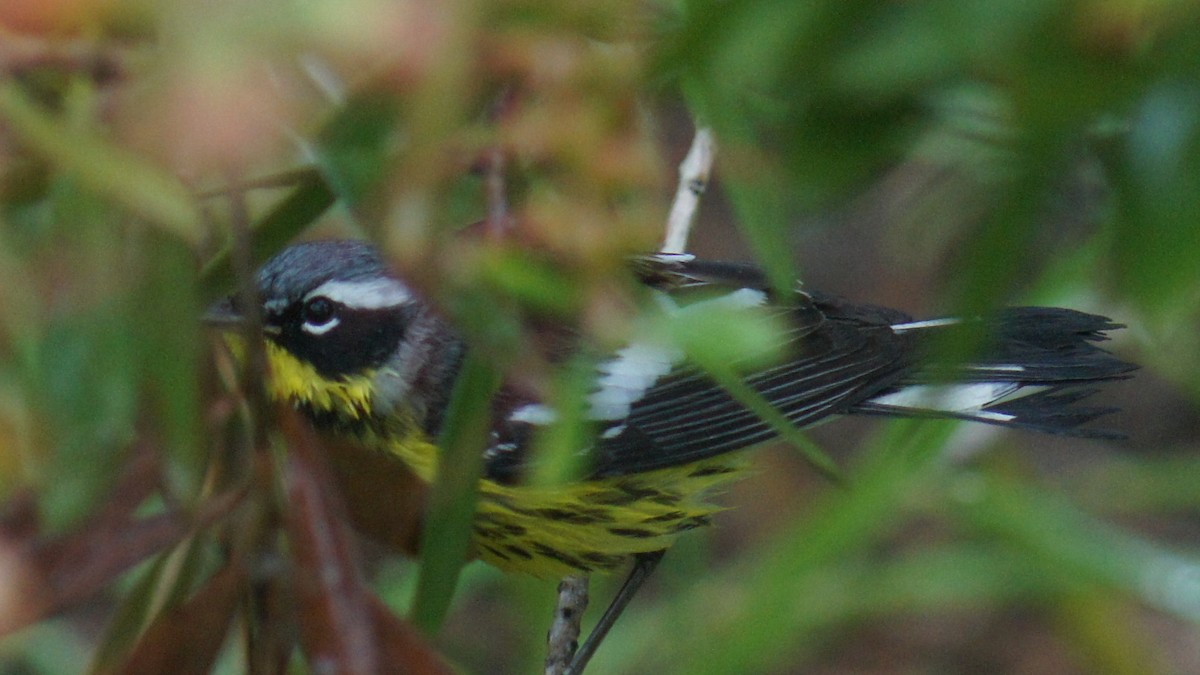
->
484;257;918;481
482;256;1134;483
586;302;914;477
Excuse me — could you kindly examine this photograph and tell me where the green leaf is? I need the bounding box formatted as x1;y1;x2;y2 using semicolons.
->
0;83;201;245
314;90;404;207
36;308;138;529
411;351;501;634
958;471;1200;623
134;235;204;494
199;167;337;300
1113;82;1200;319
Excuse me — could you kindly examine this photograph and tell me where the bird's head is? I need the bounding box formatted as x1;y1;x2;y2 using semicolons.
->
206;240;424;419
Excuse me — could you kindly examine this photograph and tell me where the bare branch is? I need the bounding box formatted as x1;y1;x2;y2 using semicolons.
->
544;575;590;675
544;124;719;674
661;127;716;254
481;85;519;239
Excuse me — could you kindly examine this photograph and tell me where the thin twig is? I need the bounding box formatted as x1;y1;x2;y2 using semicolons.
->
661;127;716;254
196;166;320;200
223;171;290;672
543;126;718;673
0;32;128;82
482;145;512;238
481;85;518;239
543;126;719;674
225;171;271;449
545;575;590;675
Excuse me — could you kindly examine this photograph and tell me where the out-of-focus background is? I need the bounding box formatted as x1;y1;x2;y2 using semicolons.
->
1;0;1199;673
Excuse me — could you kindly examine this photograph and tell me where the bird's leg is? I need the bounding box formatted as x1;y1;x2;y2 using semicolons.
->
563;550;666;675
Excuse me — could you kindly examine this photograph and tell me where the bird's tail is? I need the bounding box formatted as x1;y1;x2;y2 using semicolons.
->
853;307;1137;438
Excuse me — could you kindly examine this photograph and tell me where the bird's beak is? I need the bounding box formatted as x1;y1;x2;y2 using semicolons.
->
202;296;245;330
203;297;282;336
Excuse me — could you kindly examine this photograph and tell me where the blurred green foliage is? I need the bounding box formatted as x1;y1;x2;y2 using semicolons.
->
0;0;1199;672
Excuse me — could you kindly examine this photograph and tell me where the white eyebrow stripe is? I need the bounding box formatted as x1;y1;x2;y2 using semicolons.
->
305;278;412;310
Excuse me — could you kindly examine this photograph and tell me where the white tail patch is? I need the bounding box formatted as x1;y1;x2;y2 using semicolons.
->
869;382;1042;420
890;317;962;332
967;364;1026;373
648;252;696;264
305;278;412;310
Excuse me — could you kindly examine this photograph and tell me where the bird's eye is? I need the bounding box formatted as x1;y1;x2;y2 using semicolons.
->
302;296;338;328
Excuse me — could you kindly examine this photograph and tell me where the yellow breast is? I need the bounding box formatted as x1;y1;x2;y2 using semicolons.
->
256;337;746;577
472;455;749;578
263;341;379;419
260;340;439;482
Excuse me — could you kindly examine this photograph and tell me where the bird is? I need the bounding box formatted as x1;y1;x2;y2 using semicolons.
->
206;238;1135;674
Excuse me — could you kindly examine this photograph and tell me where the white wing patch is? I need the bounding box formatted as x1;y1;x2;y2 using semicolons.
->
509;403;559;425
589;342;683;421
305;278;412;310
694;287;769;311
588;287;768;422
506;286;770;429
504;345;682;430
600;424;627;439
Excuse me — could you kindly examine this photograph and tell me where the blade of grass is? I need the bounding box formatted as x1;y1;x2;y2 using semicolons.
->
722;164;798;301
619;417;959;674
954;470;1200;623
596;541;1058;675
701;362;844;483
88;535;214;675
198;167;336;300
410;350;501;633
0;82;201;245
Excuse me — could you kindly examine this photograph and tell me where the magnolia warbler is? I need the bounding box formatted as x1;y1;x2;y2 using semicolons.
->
206;239;1134;674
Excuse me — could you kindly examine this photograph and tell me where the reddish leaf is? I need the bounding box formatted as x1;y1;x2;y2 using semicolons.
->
118;562;245;675
0;444;243;638
278;406;453;675
0;448;188;636
367;594;454;675
279;406;381;674
320;431;428;556
0;512;188;636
